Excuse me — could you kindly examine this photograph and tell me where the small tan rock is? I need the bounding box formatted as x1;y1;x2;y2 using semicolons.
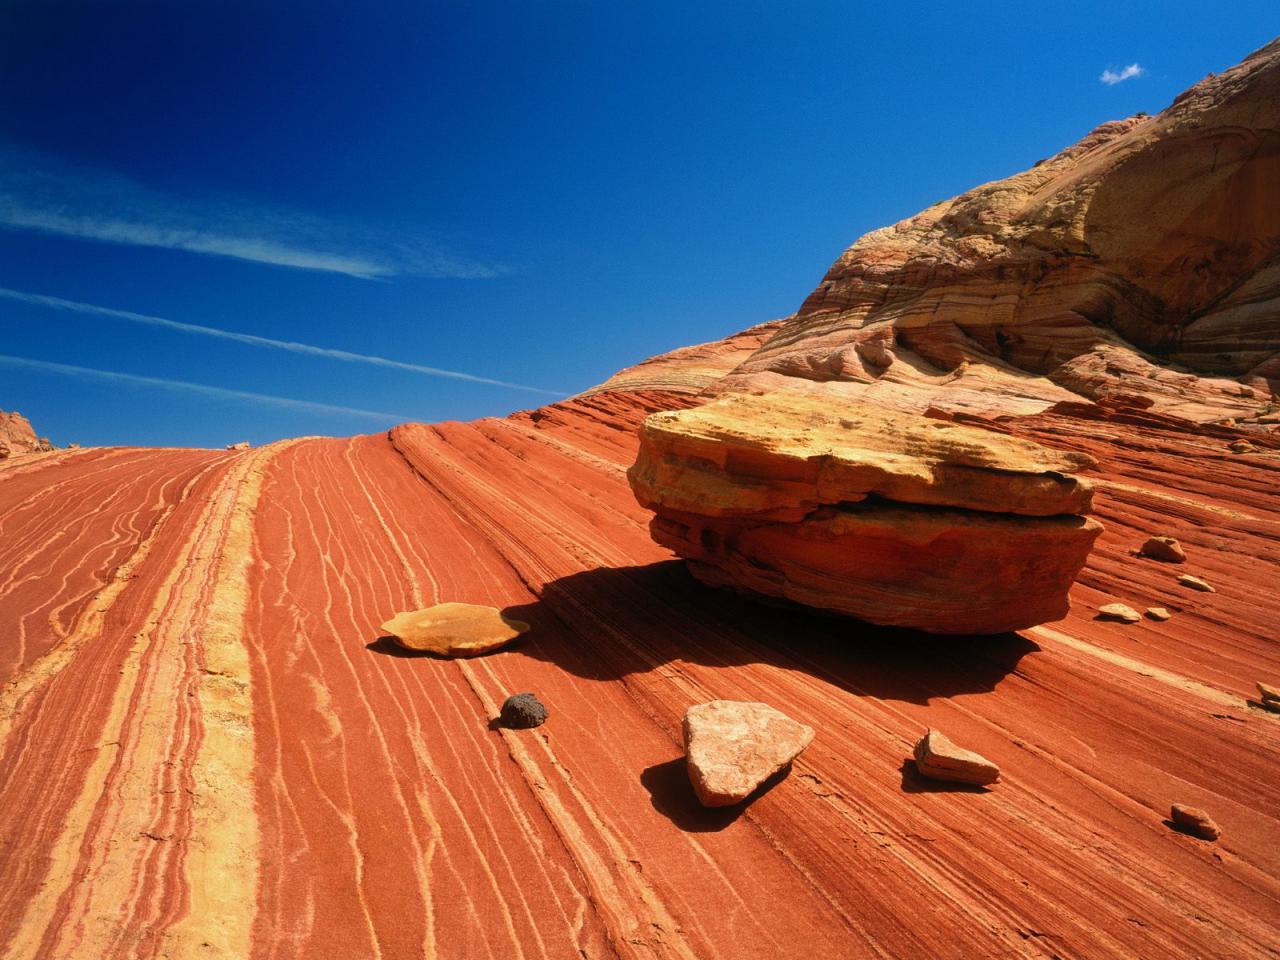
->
1170;804;1220;841
380;602;529;657
1257;681;1280;704
1139;536;1185;563
1098;603;1142;623
1145;607;1172;621
1177;574;1215;593
683;700;814;807
913;729;999;786
1228;439;1257;454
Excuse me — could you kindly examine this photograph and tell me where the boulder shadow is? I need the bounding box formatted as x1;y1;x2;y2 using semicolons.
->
640;757;793;832
365;636;421;658
898;759;992;794
365;636;464;660
504;560;1040;706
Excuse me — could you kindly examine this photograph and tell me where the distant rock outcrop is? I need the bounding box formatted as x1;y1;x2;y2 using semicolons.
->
0;410;52;458
704;38;1280;427
630;391;1102;633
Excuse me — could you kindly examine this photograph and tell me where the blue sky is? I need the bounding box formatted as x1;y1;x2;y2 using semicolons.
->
1;2;1274;447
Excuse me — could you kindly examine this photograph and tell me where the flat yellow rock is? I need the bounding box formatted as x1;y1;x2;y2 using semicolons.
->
380;602;529;657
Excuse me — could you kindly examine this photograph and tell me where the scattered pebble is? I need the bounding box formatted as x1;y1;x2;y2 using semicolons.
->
1138;536;1185;563
1228;439;1257;454
499;692;548;729
380;602;530;656
913;729;999;786
1098;603;1142;623
1170;804;1220;841
1145;607;1172;621
683;700;814;807
1177;574;1215;593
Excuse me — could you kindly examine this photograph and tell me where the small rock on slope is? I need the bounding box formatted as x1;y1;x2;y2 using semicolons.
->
1098;603;1142;623
380;602;529;656
913;729;1000;786
683;700;814;807
499;693;548;729
1258;681;1280;704
1146;607;1172;621
1170;804;1221;841
1139;536;1185;563
1177;574;1215;593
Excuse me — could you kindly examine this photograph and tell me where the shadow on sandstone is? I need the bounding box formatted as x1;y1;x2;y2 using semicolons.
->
502;560;1039;707
365;636;461;659
639;756;794;832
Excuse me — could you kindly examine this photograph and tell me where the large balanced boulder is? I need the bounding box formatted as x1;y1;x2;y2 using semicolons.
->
629;391;1102;634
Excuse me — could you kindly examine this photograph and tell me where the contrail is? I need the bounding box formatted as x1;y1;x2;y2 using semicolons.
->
0;354;412;424
0;286;566;397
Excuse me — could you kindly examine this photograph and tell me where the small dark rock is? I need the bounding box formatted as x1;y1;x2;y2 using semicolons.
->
499;692;548;729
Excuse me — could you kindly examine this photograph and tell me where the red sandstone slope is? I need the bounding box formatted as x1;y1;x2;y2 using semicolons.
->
1;390;1277;960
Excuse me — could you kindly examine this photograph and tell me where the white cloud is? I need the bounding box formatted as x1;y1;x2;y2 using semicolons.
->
0;286;566;397
0;353;413;423
1100;63;1145;86
0;149;505;280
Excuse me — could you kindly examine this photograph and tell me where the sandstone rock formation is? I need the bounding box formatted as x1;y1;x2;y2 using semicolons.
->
379;602;529;656
2;38;1279;960
1;382;1278;958
0;410;52;457
1146;607;1173;621
698;38;1280;427
912;729;1000;786
683;700;814;807
630;390;1103;633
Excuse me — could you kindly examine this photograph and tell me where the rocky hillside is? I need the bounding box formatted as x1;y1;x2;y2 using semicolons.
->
0;40;1277;960
607;38;1280;427
0;411;52;458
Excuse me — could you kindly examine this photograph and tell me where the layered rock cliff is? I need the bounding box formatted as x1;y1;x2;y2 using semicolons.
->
707;37;1280;425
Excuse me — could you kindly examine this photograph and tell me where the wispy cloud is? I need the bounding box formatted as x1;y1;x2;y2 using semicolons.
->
1100;63;1145;86
0;353;411;423
0;148;505;279
0;286;565;396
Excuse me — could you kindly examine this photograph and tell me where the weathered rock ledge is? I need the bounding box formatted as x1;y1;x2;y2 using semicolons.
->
629;390;1103;633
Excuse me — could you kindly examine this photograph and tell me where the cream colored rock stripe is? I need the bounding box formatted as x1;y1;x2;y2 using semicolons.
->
1;443;290;960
